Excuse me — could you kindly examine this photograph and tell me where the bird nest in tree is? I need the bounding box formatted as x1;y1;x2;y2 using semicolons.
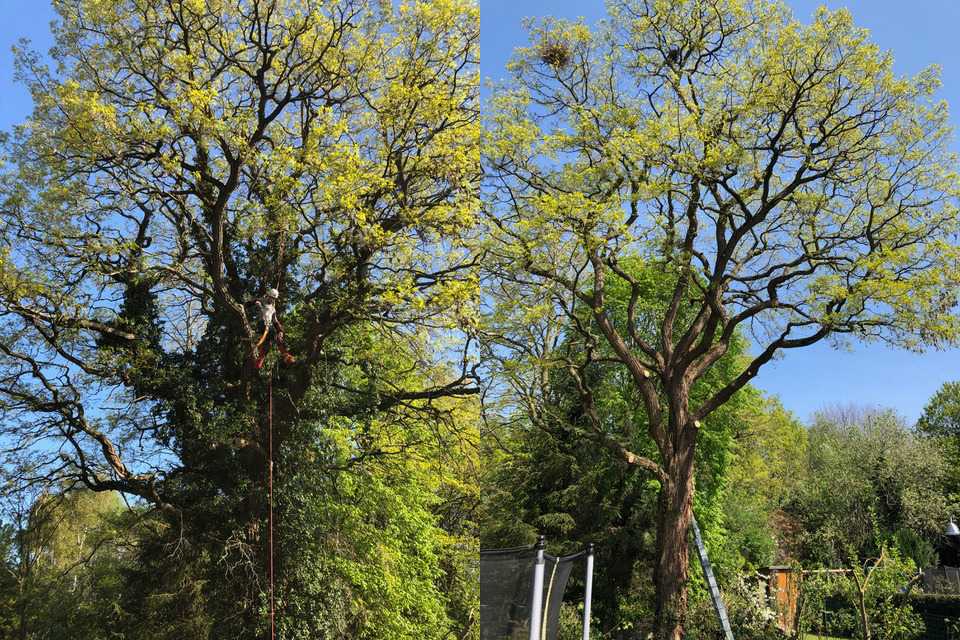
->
539;40;571;69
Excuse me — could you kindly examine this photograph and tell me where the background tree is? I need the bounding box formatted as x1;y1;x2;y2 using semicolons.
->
785;406;950;568
0;487;131;640
797;546;923;640
719;396;807;572
917;381;960;439
483;1;960;637
917;380;960;499
0;0;479;637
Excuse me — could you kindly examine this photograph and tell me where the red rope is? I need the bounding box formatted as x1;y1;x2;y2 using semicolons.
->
268;375;276;640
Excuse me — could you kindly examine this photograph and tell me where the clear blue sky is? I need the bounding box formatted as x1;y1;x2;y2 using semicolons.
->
0;1;957;423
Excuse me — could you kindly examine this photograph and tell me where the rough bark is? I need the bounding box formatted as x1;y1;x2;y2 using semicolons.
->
652;431;697;640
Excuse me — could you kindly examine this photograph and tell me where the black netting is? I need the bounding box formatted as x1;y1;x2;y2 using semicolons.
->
480;545;585;640
481;546;537;640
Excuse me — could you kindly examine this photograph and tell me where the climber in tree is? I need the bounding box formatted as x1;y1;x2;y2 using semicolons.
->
253;287;295;369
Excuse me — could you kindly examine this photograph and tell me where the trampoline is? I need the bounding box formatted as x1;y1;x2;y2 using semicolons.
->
480;537;595;640
480;517;733;640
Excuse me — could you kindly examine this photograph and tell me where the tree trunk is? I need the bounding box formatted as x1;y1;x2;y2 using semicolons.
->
652;444;696;640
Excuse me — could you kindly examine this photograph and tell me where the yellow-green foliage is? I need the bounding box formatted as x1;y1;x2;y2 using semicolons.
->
0;1;480;638
4;0;480;347
484;0;960;353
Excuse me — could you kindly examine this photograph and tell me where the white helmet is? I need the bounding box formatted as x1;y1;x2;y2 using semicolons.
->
266;287;279;299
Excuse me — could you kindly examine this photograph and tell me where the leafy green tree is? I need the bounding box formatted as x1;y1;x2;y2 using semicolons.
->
0;520;15;637
787;407;949;567
266;326;481;640
0;488;130;640
483;0;960;635
799;546;922;640
917;381;960;497
0;0;479;637
719;396;807;571
917;381;960;438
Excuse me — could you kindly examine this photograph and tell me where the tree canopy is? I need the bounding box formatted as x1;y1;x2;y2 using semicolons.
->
0;0;480;638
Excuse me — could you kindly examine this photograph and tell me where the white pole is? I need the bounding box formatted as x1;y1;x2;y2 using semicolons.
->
529;536;546;640
582;543;594;640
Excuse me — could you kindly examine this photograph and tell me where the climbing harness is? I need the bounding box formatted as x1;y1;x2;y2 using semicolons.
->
254;288;295;369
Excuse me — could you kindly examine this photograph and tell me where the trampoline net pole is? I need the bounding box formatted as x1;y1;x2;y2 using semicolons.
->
582;543;594;640
529;536;547;640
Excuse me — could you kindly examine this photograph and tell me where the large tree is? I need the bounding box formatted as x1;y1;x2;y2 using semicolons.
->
0;0;479;637
483;1;960;637
481;258;754;636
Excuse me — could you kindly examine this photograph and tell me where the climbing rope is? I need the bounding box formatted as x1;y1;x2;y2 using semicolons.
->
260;269;288;638
268;374;276;640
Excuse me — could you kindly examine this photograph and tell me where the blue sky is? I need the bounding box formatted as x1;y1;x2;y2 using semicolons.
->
0;1;957;423
0;2;55;129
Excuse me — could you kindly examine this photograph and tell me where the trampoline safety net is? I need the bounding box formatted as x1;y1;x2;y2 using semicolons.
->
480;545;583;640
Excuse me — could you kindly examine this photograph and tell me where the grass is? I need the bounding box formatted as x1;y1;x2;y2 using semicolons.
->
802;634;848;640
